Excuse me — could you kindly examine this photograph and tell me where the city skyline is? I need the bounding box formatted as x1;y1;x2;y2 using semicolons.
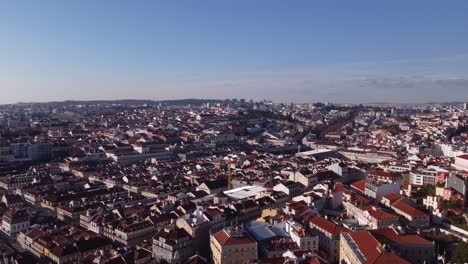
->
2;1;468;104
2;2;468;262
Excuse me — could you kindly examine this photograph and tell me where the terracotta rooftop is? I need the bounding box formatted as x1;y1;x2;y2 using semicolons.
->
391;200;428;218
382;192;403;203
213;230;256;247
308;215;348;238
347;231;410;264
370;228;431;245
351;180;366;193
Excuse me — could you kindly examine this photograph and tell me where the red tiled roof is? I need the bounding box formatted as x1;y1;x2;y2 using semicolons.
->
348;231;381;263
391;200;428;218
213;230;256;246
332;183;345;193
349;192;372;206
351;180;366;193
347;231;410;264
309;215;348;238
368;170;402;179
361;206;398;221
25;227;44;239
370;228;431;245
205;208;222;219
382;192;403;203
374;252;410;264
288;200;310;215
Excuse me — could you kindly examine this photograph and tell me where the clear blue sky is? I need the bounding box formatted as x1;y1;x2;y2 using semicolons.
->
1;0;468;104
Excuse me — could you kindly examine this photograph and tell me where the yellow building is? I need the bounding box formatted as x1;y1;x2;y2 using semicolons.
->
210;227;257;264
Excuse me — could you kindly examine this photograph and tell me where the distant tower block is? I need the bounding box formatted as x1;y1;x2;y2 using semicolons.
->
464;102;468;110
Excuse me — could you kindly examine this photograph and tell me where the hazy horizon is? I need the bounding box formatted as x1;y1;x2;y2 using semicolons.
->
2;1;468;104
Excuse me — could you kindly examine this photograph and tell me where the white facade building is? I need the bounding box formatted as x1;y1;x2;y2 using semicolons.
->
409;169;438;185
453;155;468;172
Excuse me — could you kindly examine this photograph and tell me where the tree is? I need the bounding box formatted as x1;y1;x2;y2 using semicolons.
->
441;198;461;210
413;184;435;199
451;242;468;264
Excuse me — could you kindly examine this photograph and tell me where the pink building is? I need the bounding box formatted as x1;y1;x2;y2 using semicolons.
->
443;187;455;200
435;172;449;185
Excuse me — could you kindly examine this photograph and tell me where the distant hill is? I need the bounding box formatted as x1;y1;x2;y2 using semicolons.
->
15;98;227;106
366;101;464;106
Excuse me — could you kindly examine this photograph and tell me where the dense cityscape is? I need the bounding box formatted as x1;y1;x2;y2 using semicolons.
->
0;99;466;263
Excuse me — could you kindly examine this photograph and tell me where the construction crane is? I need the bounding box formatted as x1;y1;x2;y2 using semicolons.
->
227;165;232;190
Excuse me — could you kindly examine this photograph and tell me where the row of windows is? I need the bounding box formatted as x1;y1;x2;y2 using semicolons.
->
300;240;317;247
